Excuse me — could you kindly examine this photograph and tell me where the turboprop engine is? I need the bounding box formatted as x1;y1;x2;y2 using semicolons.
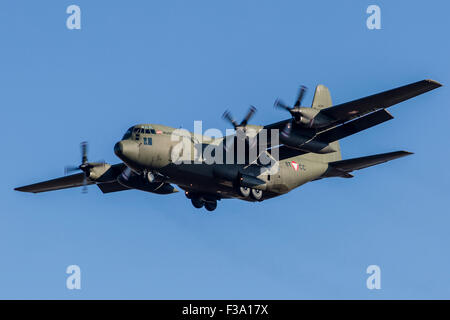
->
280;122;336;154
274;85;333;129
117;167;177;194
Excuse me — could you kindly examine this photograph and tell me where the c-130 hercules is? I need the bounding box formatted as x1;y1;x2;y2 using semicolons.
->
15;79;442;211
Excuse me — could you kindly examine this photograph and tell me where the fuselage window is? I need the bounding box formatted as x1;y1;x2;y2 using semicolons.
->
135;134;140;140
144;137;152;145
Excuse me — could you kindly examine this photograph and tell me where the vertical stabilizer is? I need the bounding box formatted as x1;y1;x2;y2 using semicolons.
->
312;85;333;110
307;85;342;162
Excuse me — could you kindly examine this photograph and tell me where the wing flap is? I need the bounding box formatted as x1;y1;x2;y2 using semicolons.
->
317;109;393;143
14;173;93;193
97;181;130;194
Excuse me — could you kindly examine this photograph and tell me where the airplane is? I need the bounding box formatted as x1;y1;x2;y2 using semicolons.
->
15;79;442;212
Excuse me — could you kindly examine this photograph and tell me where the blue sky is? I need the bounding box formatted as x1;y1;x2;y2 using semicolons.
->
1;0;449;299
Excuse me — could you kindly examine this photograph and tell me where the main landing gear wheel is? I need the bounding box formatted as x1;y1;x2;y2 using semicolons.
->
204;201;217;212
191;198;204;209
238;186;251;198
250;188;263;201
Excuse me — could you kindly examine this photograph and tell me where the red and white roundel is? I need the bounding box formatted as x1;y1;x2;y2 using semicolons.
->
291;161;299;171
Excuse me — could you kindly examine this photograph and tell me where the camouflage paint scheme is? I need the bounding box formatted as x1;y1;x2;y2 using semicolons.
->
15;80;442;211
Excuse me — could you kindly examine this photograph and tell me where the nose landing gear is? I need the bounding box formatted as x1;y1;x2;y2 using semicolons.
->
187;192;218;212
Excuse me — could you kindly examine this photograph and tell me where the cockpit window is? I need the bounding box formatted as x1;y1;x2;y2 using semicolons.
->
122;127;133;140
124;126;157;139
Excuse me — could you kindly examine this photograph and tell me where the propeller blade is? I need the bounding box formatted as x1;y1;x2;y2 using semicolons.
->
64;165;80;175
81;141;88;164
274;98;291;111
294;85;307;107
222;110;239;129
240;105;256;126
81;175;88;194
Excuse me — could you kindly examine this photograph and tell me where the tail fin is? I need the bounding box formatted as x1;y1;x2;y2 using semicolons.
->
311;85;333;110
308;85;342;162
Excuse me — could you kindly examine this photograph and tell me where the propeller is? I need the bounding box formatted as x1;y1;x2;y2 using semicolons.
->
222;105;256;134
274;85;308;123
64;141;96;193
222;106;258;157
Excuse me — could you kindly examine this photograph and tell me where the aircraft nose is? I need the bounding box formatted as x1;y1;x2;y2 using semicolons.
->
114;140;139;160
114;141;124;157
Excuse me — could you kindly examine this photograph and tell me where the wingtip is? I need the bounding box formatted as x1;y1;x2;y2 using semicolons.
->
425;79;443;87
14;186;36;193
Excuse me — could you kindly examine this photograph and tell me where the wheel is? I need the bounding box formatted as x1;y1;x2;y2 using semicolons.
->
238;186;250;198
204;201;217;212
250;188;263;201
191;198;204;209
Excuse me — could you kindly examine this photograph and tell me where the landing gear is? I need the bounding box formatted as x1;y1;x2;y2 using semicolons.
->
191;198;204;209
238;186;251;198
204;201;217;212
238;186;263;201
188;192;219;212
250;188;263;201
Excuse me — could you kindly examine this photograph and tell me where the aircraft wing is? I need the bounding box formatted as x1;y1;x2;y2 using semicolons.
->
264;119;291;131
14;173;94;193
325;151;412;178
318;79;442;125
15;163;126;194
97;181;130;193
316;109;393;143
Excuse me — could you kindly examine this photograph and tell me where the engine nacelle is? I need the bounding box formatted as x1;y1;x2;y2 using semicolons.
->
292;107;333;128
280;130;336;154
117;170;176;194
87;163;115;182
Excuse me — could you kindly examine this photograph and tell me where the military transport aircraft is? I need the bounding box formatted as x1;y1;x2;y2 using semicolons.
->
15;79;442;211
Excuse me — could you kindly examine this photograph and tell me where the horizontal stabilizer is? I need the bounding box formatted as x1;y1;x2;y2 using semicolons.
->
325;151;412;177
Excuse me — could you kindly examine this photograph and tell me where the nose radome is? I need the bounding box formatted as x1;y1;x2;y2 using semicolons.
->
114;141;123;156
114;140;139;160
